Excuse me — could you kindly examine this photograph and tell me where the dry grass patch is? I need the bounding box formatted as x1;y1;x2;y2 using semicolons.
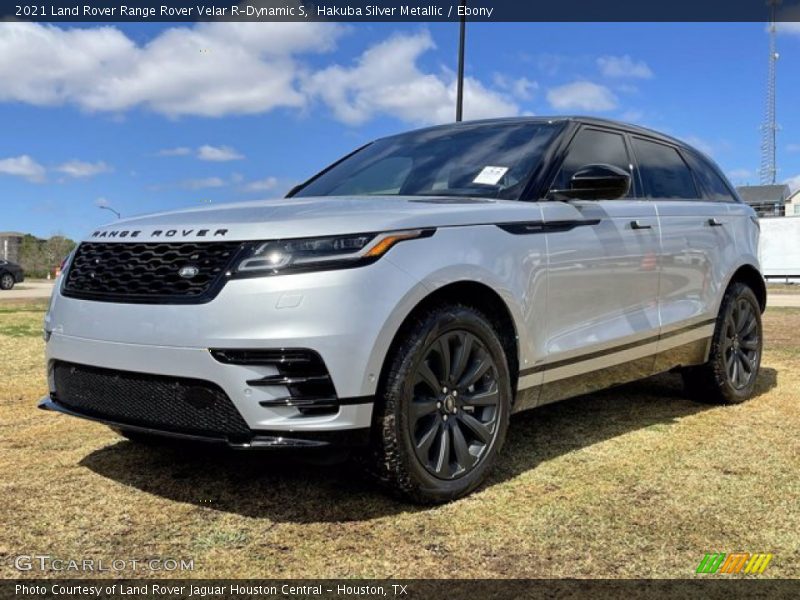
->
0;308;798;579
767;283;800;295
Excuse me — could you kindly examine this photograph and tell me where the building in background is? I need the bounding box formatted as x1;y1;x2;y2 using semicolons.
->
735;184;790;217
0;232;24;263
785;189;800;216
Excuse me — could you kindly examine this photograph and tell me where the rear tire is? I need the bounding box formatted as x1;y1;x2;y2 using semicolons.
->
0;273;14;290
682;282;762;405
366;304;512;504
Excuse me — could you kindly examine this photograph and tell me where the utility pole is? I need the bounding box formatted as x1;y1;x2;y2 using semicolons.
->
759;0;780;185
455;0;466;122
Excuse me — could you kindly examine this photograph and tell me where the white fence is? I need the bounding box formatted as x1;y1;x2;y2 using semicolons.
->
759;215;800;282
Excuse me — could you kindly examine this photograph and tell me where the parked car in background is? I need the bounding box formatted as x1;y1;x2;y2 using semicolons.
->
41;117;765;503
0;260;24;290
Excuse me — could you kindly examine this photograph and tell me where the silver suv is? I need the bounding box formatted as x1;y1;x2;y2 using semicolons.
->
41;117;765;503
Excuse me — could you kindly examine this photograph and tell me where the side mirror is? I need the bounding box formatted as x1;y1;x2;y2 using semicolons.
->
553;163;631;201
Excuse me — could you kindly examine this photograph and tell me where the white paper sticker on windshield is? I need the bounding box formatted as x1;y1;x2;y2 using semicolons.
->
473;166;508;185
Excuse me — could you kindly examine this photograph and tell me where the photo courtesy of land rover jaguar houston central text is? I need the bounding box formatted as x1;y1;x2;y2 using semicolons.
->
41;117;765;503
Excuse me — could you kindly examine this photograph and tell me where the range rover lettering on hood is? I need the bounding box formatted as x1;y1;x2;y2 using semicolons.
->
91;228;229;239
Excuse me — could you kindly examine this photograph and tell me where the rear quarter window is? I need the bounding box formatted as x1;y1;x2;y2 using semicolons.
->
683;151;738;202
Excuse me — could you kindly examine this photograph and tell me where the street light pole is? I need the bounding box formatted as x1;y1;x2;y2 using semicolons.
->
99;205;121;219
455;0;466;122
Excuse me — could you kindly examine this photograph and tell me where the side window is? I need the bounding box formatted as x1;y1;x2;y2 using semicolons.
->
683;152;737;202
551;129;632;195
631;138;699;199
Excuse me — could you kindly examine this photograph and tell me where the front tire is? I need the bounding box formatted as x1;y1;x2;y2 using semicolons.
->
0;273;14;290
683;282;762;404
367;304;512;504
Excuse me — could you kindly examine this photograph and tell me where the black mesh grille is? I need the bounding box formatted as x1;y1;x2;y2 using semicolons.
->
63;241;242;303
53;361;251;439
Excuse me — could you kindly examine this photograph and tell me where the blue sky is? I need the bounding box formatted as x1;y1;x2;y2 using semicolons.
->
2;21;800;241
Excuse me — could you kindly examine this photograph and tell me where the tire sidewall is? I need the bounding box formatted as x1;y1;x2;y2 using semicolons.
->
388;305;512;502
0;273;13;290
710;283;762;402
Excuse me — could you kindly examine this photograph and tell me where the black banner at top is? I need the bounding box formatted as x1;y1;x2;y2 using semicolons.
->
2;0;800;22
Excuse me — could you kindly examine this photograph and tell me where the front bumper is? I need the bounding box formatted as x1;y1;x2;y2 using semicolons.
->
43;258;426;441
38;396;369;448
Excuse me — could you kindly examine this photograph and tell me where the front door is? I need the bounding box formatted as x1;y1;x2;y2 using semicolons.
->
537;127;662;404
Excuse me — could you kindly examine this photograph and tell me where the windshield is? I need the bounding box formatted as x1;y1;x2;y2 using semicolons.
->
293;121;562;200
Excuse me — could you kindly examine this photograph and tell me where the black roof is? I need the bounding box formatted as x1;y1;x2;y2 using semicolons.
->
383;116;694;151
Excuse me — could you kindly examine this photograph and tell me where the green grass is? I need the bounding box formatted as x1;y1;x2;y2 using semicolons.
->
0;300;49;314
1;307;798;579
0;323;41;337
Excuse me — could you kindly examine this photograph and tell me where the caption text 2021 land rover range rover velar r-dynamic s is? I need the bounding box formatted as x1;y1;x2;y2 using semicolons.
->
41;117;765;503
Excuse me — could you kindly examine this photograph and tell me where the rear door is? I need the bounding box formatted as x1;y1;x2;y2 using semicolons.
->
632;138;735;350
537;127;661;402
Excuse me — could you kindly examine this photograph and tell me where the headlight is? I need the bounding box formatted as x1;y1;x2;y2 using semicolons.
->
230;229;433;277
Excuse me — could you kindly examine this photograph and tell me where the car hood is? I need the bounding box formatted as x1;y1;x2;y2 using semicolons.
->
84;195;543;242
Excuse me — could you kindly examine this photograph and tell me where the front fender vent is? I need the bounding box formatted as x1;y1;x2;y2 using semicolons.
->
210;348;338;415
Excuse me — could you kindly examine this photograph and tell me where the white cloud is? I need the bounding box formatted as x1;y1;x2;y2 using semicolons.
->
197;144;244;161
681;135;733;158
597;55;653;79
305;31;518;126
0;22;344;118
787;143;800;153
0;24;521;127
777;22;800;35
493;74;538;101
546;81;618;112
243;176;279;192
56;160;111;178
157;146;192;156
182;177;226;189
95;197;110;207
785;175;800;192
728;169;754;183
619;109;644;123
0;155;46;182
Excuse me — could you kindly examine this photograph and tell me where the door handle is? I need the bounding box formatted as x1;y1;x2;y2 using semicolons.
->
708;218;724;227
630;220;652;230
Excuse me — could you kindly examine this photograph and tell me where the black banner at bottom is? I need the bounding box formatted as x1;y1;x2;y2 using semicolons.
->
2;579;799;600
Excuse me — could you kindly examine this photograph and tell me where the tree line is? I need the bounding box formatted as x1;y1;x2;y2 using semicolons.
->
17;234;77;278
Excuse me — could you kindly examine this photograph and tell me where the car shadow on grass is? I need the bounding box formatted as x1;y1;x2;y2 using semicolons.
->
79;368;778;522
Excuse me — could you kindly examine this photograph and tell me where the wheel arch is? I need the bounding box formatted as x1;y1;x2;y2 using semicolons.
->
376;280;521;399
725;263;767;313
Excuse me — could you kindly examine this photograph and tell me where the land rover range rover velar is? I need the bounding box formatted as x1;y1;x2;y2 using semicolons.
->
41;117;765;503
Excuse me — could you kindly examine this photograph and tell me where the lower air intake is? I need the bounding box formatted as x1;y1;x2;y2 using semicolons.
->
52;361;251;439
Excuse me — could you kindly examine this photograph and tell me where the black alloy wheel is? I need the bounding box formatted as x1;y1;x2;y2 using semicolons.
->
683;282;763;405
409;331;501;480
367;303;512;504
722;296;760;390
